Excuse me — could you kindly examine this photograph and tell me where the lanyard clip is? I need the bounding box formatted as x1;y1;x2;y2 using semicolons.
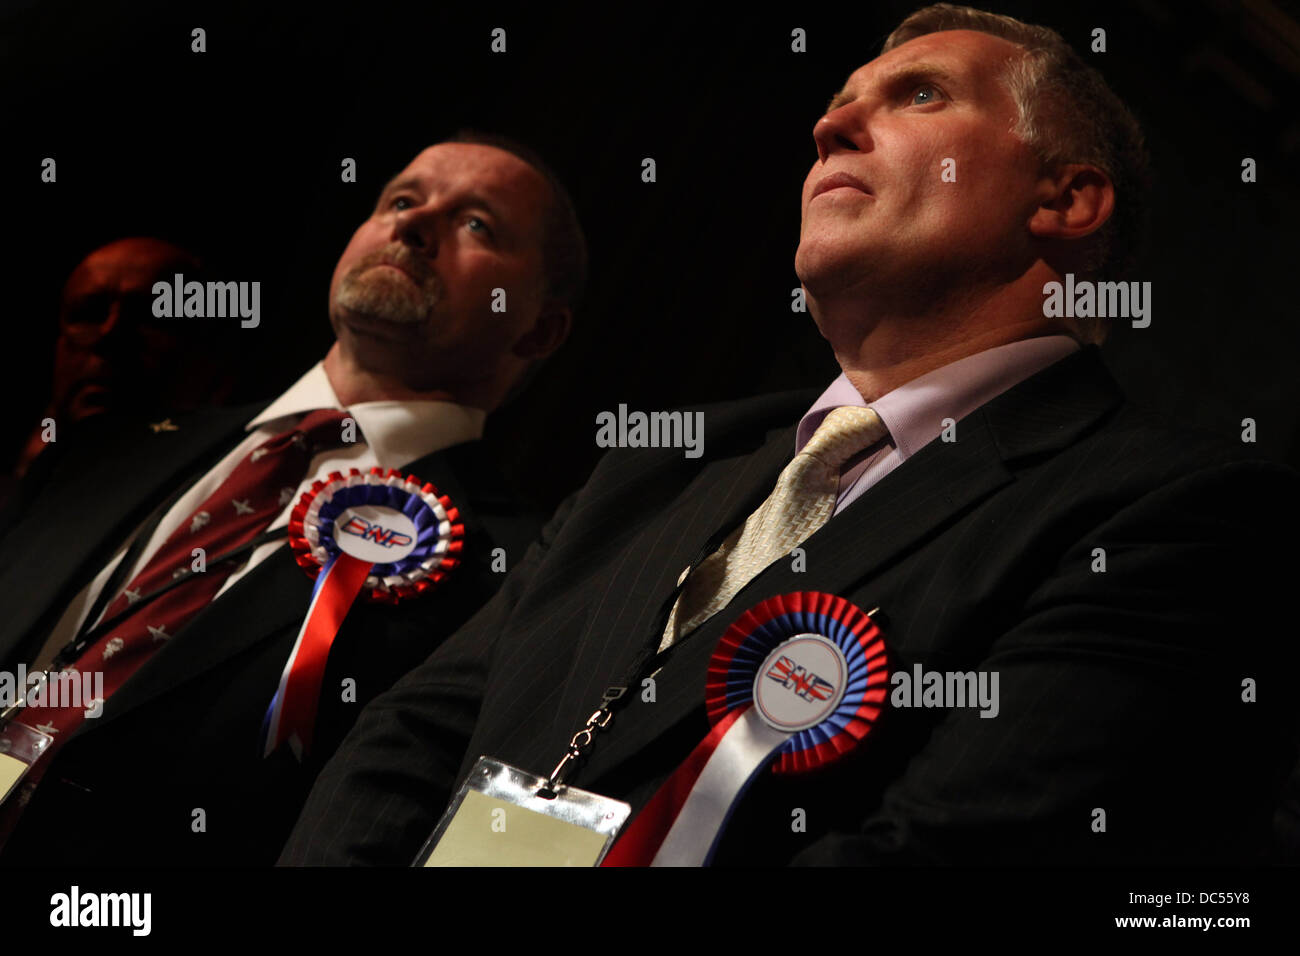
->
537;687;628;799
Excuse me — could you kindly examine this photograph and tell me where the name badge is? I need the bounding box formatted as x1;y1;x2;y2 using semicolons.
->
0;722;53;806
415;756;630;867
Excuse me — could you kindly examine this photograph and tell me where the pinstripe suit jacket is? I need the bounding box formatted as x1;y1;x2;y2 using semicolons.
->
281;344;1300;865
0;402;540;866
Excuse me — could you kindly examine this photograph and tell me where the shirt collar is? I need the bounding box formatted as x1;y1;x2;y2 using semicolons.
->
796;334;1081;460
246;360;487;468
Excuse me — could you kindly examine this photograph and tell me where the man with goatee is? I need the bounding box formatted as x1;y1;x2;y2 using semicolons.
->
0;132;585;866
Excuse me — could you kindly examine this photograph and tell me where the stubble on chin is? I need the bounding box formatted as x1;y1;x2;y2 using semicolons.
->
335;257;440;326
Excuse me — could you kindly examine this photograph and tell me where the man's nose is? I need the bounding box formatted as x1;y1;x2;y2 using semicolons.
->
813;104;870;164
390;203;441;257
93;300;122;342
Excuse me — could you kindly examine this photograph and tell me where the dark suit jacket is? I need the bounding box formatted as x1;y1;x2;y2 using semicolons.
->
0;399;539;866
281;345;1300;866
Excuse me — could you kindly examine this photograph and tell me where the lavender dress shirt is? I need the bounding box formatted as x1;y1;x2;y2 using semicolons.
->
796;335;1081;515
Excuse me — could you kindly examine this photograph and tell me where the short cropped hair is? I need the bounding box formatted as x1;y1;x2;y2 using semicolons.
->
439;129;588;315
883;4;1153;344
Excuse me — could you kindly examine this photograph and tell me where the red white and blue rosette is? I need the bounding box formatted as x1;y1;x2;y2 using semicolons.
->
602;591;888;866
261;467;463;759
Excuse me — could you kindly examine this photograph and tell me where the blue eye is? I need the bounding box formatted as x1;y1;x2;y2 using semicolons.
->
465;216;492;236
910;84;943;105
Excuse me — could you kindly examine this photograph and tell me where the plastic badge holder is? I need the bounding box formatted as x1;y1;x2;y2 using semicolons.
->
416;756;631;867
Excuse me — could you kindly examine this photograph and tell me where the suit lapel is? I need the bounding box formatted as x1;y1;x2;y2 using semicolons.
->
543;416;804;748
76;545;313;733
574;345;1124;785
0;403;262;668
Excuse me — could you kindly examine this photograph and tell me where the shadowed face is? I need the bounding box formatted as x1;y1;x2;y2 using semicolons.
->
328;143;554;391
53;238;201;420
796;30;1044;311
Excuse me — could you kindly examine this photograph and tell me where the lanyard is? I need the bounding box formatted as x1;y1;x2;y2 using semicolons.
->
537;518;740;798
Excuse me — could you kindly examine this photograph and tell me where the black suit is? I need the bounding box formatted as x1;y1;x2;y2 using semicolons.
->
0;399;538;866
282;345;1299;866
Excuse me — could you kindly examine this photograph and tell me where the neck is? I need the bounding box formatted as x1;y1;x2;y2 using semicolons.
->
322;343;464;406
818;264;1075;402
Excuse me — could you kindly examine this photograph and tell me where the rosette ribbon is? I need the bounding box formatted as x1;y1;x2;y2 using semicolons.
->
261;466;463;759
602;591;888;866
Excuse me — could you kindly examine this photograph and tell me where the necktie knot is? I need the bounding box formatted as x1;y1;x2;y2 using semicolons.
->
294;408;356;454
253;408;355;461
799;405;887;472
660;404;887;651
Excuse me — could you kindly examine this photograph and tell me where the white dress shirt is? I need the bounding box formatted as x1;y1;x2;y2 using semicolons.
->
32;361;486;670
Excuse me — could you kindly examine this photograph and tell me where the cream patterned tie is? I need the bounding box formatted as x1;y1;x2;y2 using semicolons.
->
659;405;888;651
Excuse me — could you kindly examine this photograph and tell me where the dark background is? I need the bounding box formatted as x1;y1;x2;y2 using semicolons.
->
2;0;1297;512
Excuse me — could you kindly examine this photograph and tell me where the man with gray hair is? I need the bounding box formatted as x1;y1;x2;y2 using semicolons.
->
283;6;1296;866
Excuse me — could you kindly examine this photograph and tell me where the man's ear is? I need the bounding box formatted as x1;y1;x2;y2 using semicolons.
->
510;302;572;361
1028;163;1115;241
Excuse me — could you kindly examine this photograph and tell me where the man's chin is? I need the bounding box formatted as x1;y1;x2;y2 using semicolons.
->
339;309;428;340
798;238;855;285
64;387;115;421
796;262;867;302
335;315;433;380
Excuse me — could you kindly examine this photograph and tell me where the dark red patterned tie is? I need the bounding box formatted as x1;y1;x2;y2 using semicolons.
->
0;408;353;838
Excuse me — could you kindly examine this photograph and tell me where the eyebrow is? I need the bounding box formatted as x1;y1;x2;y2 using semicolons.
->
825;62;962;113
375;178;506;224
377;175;418;202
